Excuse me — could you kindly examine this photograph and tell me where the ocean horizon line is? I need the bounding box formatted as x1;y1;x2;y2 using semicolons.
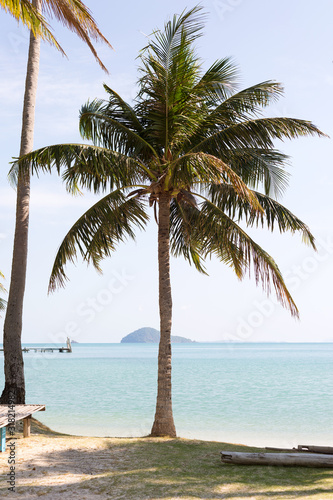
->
1;340;332;346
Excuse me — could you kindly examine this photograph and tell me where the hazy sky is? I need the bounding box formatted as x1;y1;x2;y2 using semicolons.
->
0;0;332;343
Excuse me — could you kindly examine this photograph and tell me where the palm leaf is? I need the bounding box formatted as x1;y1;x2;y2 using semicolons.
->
219;148;290;198
137;6;205;150
192;57;239;105
209;81;284;119
140;5;205;70
1;0;112;70
0;274;6;294
169;199;206;273
189;117;326;155
0;298;6;312
10;144;147;192
209;183;316;247
48;190;149;291
171;152;263;213
197;200;299;316
41;0;112;72
185;81;285;150
80;100;159;162
103;84;145;134
0;0;65;53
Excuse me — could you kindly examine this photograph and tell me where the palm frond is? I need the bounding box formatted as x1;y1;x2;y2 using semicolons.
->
80;100;159;161
48;190;149;292
0;0;65;54
41;0;112;72
169;199;206;273
190;117;326;155
211;81;284;119
184;81;285;152
197;200;299;317
165;57;239;152
171;152;263;212
192;57;239;105
9;144;146;192
1;0;112;69
103;84;144;133
137;6;206;150
0;276;6;295
209;184;316;247
140;5;205;70
219;148;290;198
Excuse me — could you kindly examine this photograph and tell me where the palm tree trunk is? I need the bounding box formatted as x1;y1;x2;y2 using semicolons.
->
0;0;41;404
150;192;176;437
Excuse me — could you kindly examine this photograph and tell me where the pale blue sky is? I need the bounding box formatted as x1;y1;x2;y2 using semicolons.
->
0;0;332;343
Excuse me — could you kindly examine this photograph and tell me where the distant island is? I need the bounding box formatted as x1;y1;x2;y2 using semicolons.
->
121;327;195;344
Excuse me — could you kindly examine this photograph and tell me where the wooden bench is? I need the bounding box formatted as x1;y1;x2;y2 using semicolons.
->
0;404;45;452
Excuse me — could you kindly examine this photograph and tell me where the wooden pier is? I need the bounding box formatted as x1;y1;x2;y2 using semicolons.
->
0;337;72;353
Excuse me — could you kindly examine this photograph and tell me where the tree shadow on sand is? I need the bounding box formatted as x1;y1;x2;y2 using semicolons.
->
1;434;333;499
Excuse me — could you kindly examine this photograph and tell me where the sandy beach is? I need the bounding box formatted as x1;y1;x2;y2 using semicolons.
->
1;419;333;499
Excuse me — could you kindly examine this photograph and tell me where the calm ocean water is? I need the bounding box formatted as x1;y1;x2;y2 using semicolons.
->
1;342;332;447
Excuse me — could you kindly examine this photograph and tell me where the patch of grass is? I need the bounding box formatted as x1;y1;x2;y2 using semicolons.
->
95;438;333;499
2;424;333;499
11;417;69;437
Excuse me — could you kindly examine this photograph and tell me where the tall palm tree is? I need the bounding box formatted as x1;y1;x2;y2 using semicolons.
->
12;6;325;435
0;0;111;404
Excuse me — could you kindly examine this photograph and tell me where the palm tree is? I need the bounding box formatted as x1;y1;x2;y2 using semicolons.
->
0;0;111;404
12;6;325;435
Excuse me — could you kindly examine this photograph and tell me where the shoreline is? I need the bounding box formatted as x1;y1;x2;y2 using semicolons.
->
13;416;333;454
32;417;333;451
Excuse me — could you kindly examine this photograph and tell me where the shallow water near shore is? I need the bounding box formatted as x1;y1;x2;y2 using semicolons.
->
1;342;332;448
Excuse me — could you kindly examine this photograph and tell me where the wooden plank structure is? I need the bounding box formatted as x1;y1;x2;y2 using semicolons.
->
0;404;45;452
220;450;333;468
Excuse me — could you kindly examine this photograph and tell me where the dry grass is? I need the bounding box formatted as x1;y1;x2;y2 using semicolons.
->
0;419;333;499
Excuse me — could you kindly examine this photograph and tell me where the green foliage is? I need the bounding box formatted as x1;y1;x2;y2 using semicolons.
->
0;0;112;71
0;0;61;50
48;190;148;291
11;5;326;316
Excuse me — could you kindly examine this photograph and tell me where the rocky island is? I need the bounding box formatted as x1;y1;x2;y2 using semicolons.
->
121;327;195;343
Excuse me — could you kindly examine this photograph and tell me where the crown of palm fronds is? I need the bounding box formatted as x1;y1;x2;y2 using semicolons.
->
10;5;327;316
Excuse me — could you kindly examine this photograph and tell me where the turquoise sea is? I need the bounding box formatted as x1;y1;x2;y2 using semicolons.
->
1;342;332;448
